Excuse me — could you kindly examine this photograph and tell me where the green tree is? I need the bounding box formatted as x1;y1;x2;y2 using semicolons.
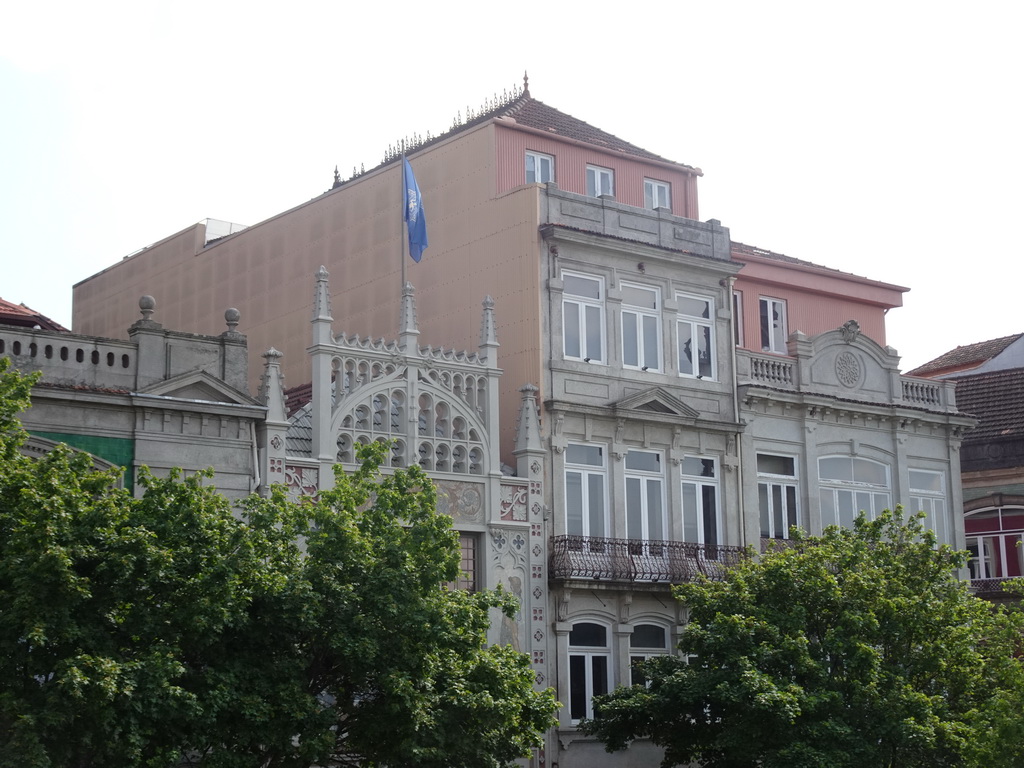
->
581;510;1024;768
0;359;557;767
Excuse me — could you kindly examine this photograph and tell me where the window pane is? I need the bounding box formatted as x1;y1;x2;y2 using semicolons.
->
820;489;836;528
626;477;642;539
643;314;660;368
592;655;609;697
570;622;607;646
648;479;664;540
564;301;581;358
772;484;783;539
623;312;639;367
567;444;603;465
683;483;698;541
625;451;660;472
632;624;667;648
854;458;887;485
702;486;718;545
623;285;657;309
584;305;602;361
679;322;694;374
820;457;852;482
566;471;583;535
589;474;606;537
758;454;795;476
785;486;798;532
525;154;537;183
759;483;771;537
696;324;712;378
910;470;943;492
586;168;597;197
678;295;710;319
838;491;855;528
564;274;601;299
569;655;587;720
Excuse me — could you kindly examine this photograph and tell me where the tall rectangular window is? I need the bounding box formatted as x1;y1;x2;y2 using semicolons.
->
586;165;614;198
681;456;719;546
757;454;799;540
569;622;610;722
910;469;948;544
759;297;788;353
445;533;478;591
565;444;607;538
625;450;665;542
733;291;744;346
677;293;714;379
644;178;671;210
630;623;669;687
525;151;554;184
562;272;605;363
621;283;661;371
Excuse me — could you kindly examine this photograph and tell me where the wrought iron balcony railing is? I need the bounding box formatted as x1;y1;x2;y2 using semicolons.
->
550;535;747;583
969;576;1023;596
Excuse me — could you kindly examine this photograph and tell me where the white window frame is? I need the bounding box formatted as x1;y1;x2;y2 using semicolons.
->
759;296;788;354
965;507;1024;581
621;282;661;372
525;150;554;184
625;450;666;542
644;178;671;210
586;164;614;198
568;621;611;723
561;271;605;363
681;456;719;546
629;622;670;687
818;456;891;529
757;454;800;540
676;292;715;380
909;469;948;544
733;290;744;347
564;443;608;538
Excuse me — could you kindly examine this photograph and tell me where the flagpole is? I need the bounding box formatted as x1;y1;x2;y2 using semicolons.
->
400;144;407;296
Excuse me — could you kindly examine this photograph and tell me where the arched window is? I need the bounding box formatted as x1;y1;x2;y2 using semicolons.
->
818;456;890;528
568;622;610;723
630;623;670;687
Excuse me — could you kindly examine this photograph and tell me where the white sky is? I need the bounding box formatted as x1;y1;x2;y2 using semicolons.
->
2;1;1020;371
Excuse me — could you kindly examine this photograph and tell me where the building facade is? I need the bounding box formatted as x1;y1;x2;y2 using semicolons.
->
67;82;971;767
1;296;264;500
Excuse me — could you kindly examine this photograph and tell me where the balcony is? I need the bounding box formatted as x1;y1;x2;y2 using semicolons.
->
969;576;1023;598
549;536;747;584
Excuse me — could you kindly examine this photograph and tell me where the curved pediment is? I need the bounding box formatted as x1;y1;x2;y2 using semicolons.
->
799;321;902;401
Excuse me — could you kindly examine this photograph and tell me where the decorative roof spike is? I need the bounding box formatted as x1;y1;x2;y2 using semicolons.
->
523;70;530;98
352;166;357;180
514;383;543;455
399;280;420;352
332;165;342;189
312;266;333;325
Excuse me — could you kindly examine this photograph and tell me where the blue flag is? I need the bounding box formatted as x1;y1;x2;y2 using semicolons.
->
403;156;428;263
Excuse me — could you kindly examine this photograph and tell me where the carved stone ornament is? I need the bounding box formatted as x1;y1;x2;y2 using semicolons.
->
839;319;861;343
835;351;862;388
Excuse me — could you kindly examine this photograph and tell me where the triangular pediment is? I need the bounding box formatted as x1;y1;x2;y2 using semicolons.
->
137;370;259;406
613;387;700;420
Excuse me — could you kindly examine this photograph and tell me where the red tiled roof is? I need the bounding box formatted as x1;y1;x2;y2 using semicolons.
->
284;382;311;417
955;368;1024;443
500;98;696;169
730;242;909;291
0;297;67;331
907;334;1024;377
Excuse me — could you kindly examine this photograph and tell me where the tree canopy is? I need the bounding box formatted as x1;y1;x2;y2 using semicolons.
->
0;358;557;767
582;509;1024;768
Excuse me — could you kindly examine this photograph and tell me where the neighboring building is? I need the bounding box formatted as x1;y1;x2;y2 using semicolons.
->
912;334;1024;600
256;270;545;659
0;297;67;331
2;295;264;500
68;81;970;768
